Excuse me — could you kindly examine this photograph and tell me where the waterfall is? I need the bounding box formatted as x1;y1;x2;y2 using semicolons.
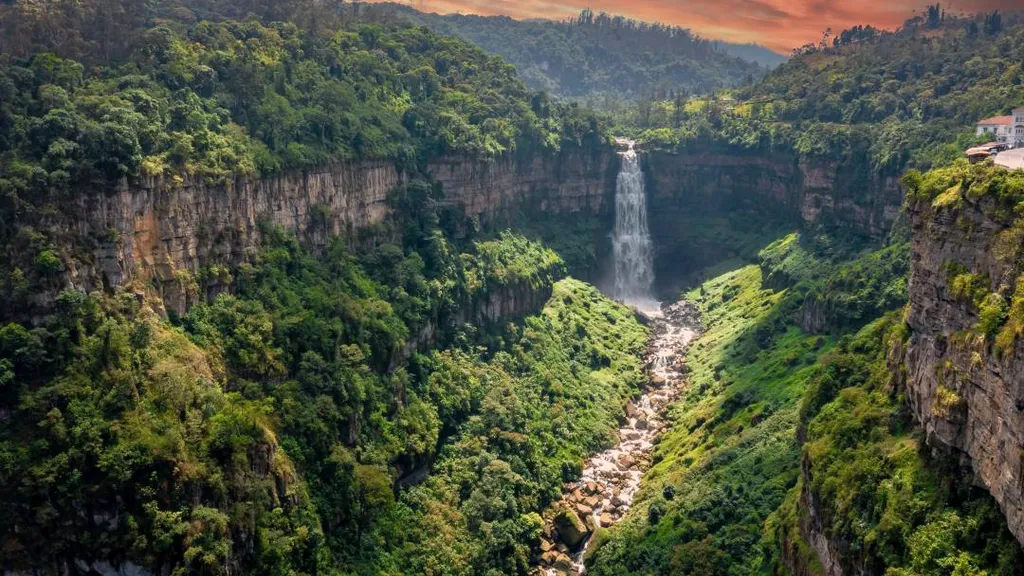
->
612;144;657;311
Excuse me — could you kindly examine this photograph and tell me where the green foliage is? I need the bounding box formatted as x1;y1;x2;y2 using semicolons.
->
903;160;1024;207
0;297;327;575
353;5;774;100
996;275;1024;354
464;231;567;295
370;279;648;574
758;233;829;290
0;18;603;184
769;314;1024;576
805;242;910;332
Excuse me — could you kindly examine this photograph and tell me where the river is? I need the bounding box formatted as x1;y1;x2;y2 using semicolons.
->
537;299;702;575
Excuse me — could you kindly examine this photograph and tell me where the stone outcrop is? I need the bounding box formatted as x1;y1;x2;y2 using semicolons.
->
785;460;853;576
72;160;403;312
66;147;616;314
553;506;590;549
902;192;1024;547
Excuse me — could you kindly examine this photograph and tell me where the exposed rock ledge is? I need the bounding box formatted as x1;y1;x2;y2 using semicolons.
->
65;147;616;314
903;192;1024;547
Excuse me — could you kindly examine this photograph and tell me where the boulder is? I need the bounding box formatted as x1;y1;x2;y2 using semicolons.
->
553;554;575;572
553;507;590;549
599;513;614;527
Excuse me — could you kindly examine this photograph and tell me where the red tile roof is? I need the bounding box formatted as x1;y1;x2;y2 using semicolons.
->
978;115;1012;126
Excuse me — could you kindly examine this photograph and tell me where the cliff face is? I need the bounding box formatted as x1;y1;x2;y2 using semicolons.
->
791;462;852;576
903;193;1024;547
643;151;902;289
67;147;616;314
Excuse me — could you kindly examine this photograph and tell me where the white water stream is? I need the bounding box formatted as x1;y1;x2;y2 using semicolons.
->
611;144;658;314
539;301;701;575
537;142;699;575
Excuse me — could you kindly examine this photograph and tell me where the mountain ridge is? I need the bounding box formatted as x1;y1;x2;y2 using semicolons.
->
348;2;784;98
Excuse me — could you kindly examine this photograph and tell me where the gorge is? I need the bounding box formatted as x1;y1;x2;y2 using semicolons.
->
4;3;1024;576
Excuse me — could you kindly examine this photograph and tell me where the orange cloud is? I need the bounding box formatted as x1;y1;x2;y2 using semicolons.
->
368;0;1022;53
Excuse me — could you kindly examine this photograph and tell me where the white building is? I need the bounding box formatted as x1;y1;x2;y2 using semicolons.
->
1014;107;1024;148
976;115;1013;144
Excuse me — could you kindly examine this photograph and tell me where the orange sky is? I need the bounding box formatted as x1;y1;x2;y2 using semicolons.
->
369;0;1022;53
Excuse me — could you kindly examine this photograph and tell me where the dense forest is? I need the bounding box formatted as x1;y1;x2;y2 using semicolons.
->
623;9;1024;179
346;3;780;100
0;0;609;318
4;0;1024;575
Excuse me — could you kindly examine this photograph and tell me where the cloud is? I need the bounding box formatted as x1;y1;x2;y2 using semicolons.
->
368;0;1019;53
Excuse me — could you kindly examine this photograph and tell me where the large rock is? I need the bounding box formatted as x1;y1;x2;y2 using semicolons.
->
553;506;590;550
553;553;575;572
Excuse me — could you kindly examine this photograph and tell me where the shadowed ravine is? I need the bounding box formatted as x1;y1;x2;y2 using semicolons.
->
538;301;702;575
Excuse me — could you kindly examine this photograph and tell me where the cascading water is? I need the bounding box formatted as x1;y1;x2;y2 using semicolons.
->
612;144;657;312
537;301;702;576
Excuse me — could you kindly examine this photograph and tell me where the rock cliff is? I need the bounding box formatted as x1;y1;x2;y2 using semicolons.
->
903;191;1024;547
643;151;902;289
788;464;851;576
66;147;616;314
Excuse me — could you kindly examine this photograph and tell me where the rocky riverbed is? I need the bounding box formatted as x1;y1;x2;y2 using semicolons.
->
536;299;702;575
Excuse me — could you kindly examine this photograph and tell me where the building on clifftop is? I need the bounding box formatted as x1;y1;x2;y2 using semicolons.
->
976;115;1012;144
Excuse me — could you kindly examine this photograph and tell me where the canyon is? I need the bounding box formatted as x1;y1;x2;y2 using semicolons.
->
43;137;1024;574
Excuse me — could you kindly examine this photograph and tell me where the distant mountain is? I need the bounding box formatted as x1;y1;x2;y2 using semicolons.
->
347;3;785;99
713;41;789;68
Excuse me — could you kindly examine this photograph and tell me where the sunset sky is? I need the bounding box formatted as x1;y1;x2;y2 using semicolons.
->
369;0;1022;53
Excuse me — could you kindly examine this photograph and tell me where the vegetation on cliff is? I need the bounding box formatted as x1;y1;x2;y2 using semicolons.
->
0;212;648;574
903;161;1024;353
768;314;1024;576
